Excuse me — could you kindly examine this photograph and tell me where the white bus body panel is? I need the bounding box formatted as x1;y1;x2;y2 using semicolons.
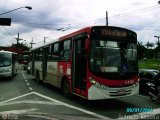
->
0;66;12;77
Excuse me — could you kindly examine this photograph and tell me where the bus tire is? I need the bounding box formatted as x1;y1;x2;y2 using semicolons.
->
62;79;71;98
15;69;17;75
12;70;14;78
36;71;41;84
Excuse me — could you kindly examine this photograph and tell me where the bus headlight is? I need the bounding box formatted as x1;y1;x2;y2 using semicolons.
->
132;81;139;87
4;68;11;72
89;77;96;84
133;78;139;87
89;77;108;90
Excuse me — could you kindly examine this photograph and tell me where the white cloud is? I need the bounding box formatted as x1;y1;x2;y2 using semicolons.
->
0;0;160;46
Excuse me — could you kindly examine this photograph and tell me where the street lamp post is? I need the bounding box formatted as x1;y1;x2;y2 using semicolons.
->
0;6;32;16
154;36;160;70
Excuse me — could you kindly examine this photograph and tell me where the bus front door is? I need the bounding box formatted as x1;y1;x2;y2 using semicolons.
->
72;39;87;96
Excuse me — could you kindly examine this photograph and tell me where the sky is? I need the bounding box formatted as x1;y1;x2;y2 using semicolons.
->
0;0;160;48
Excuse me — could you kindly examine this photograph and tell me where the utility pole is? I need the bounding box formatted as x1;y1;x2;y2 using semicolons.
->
154;36;160;71
15;33;23;44
30;38;35;49
44;37;48;43
106;11;108;26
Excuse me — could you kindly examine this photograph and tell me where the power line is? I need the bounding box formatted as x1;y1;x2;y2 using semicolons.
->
0;27;14;40
79;5;159;27
68;4;160;29
10;4;159;32
13;20;70;26
2;26;15;39
12;21;71;31
100;5;159;21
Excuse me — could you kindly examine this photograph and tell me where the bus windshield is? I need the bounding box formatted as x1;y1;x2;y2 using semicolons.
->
0;53;12;67
89;39;138;74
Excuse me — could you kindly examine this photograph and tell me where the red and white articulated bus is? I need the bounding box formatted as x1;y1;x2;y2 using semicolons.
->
31;26;139;100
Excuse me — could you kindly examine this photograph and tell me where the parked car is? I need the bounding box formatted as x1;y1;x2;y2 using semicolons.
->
146;82;160;103
139;69;159;94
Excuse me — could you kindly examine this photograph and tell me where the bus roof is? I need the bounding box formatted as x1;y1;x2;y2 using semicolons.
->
59;26;92;40
31;38;59;51
31;26;94;51
0;50;17;54
31;26;136;51
59;26;136;40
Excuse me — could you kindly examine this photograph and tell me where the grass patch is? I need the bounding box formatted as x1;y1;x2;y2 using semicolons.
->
138;59;159;70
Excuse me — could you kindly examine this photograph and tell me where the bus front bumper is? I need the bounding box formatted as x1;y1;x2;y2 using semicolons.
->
88;83;139;100
0;70;12;78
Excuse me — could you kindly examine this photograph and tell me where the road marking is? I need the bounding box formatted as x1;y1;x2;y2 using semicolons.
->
0;108;38;114
1;91;159;120
32;92;112;120
27;114;58;120
0;92;112;120
29;87;33;91
0;100;62;106
0;92;34;104
22;70;33;91
22;70;27;80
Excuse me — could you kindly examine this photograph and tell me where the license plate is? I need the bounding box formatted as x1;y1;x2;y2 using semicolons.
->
117;90;126;95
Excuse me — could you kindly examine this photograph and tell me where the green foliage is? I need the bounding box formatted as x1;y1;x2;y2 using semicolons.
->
137;41;159;60
139;59;159;70
11;43;30;51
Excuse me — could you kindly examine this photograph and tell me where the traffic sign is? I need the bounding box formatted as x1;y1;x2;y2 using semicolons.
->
0;18;11;26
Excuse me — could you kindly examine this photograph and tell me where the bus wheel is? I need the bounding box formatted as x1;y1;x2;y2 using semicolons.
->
11;70;14;78
62;79;71;97
36;72;41;84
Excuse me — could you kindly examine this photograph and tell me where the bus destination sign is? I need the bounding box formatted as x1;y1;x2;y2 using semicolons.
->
101;29;127;37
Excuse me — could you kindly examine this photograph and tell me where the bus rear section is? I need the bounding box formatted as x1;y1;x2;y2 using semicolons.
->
0;51;18;78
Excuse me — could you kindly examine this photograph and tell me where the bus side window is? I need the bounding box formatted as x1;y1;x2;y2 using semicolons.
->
48;45;52;60
39;48;43;60
60;40;71;60
52;42;60;60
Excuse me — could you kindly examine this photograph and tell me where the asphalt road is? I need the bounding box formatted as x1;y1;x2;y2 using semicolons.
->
0;65;160;120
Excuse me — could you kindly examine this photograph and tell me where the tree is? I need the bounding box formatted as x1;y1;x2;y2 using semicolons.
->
145;41;154;49
137;41;146;60
11;43;30;51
